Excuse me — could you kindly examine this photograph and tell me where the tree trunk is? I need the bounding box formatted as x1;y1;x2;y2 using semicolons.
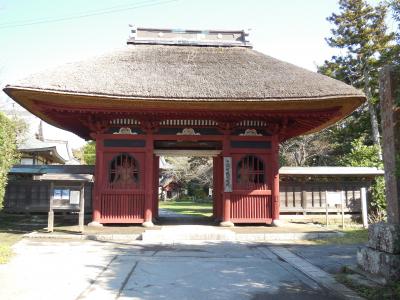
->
364;69;383;159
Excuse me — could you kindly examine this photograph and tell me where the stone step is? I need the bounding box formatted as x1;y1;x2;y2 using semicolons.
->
141;225;236;242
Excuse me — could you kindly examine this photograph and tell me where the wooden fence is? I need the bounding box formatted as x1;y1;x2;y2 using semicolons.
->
3;179;368;215
280;181;365;214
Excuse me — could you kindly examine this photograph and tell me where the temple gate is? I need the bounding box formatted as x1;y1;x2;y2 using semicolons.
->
3;27;365;227
90;121;280;227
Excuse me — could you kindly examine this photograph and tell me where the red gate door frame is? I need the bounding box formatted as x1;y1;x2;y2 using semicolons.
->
230;152;272;224
93;134;149;224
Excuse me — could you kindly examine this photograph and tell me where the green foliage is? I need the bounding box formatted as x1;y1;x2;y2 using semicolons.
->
323;0;394;87
370;176;386;213
187;180;206;198
389;0;400;66
340;138;383;168
326;112;373;161
313;228;368;245
341;137;386;214
319;0;395;157
0;113;20;208
336;271;400;300
83;141;96;165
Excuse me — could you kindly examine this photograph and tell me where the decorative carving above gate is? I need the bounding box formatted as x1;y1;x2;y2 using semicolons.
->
176;128;201;136
239;129;262;136
113;127;138;135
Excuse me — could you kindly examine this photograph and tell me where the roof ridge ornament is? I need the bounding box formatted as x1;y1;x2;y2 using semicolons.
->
128;26;252;48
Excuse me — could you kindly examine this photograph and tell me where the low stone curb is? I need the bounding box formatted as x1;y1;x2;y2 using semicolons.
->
24;230;343;242
24;232;141;241
235;231;344;241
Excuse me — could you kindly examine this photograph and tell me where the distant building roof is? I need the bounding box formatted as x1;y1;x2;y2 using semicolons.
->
37;173;93;181
41;138;80;164
18;137;66;164
279;166;384;176
10;158;169;174
9;165;95;175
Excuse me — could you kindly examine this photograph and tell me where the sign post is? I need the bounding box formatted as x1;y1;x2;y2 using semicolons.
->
47;183;85;233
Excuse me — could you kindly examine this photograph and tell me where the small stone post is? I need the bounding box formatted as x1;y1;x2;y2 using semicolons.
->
78;183;85;233
47;182;54;232
360;187;368;228
357;66;400;282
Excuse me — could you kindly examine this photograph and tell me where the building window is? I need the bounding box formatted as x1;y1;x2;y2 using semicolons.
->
109;153;139;189
237;155;265;187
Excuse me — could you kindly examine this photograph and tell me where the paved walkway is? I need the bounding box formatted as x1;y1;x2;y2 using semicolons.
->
287;244;361;274
158;208;195;218
0;239;361;300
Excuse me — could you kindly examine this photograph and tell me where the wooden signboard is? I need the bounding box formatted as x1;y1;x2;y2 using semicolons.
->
223;157;232;192
48;182;85;233
325;191;345;228
326;191;343;206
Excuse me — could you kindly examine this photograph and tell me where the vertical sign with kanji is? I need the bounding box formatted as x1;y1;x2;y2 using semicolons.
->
223;157;232;192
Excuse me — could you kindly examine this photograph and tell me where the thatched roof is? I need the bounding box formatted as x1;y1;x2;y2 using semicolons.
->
6;45;363;101
3;26;365;140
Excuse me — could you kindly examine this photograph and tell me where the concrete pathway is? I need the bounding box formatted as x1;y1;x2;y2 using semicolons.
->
157;208;213;225
287;244;361;274
158;208;194;218
0;239;360;300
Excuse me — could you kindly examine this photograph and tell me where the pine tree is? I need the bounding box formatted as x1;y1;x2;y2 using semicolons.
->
320;0;395;157
389;0;400;65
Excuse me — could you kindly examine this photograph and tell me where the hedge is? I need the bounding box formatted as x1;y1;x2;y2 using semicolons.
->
0;112;19;208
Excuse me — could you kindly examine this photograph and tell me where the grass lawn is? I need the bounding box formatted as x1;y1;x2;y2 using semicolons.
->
0;213;46;264
159;200;213;217
312;226;368;245
0;233;21;264
310;225;399;299
336;270;400;300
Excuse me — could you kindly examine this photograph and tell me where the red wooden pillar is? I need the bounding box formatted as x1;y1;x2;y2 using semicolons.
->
143;132;154;227
220;131;234;227
90;135;102;225
153;155;159;219
212;156;218;219
216;155;223;221
271;135;281;226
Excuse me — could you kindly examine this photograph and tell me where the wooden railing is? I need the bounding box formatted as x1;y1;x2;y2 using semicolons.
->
100;191;145;223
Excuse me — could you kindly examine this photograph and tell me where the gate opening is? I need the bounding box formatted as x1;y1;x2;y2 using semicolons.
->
157;155;215;225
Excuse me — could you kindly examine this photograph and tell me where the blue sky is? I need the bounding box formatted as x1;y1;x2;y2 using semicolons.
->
0;0;385;147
